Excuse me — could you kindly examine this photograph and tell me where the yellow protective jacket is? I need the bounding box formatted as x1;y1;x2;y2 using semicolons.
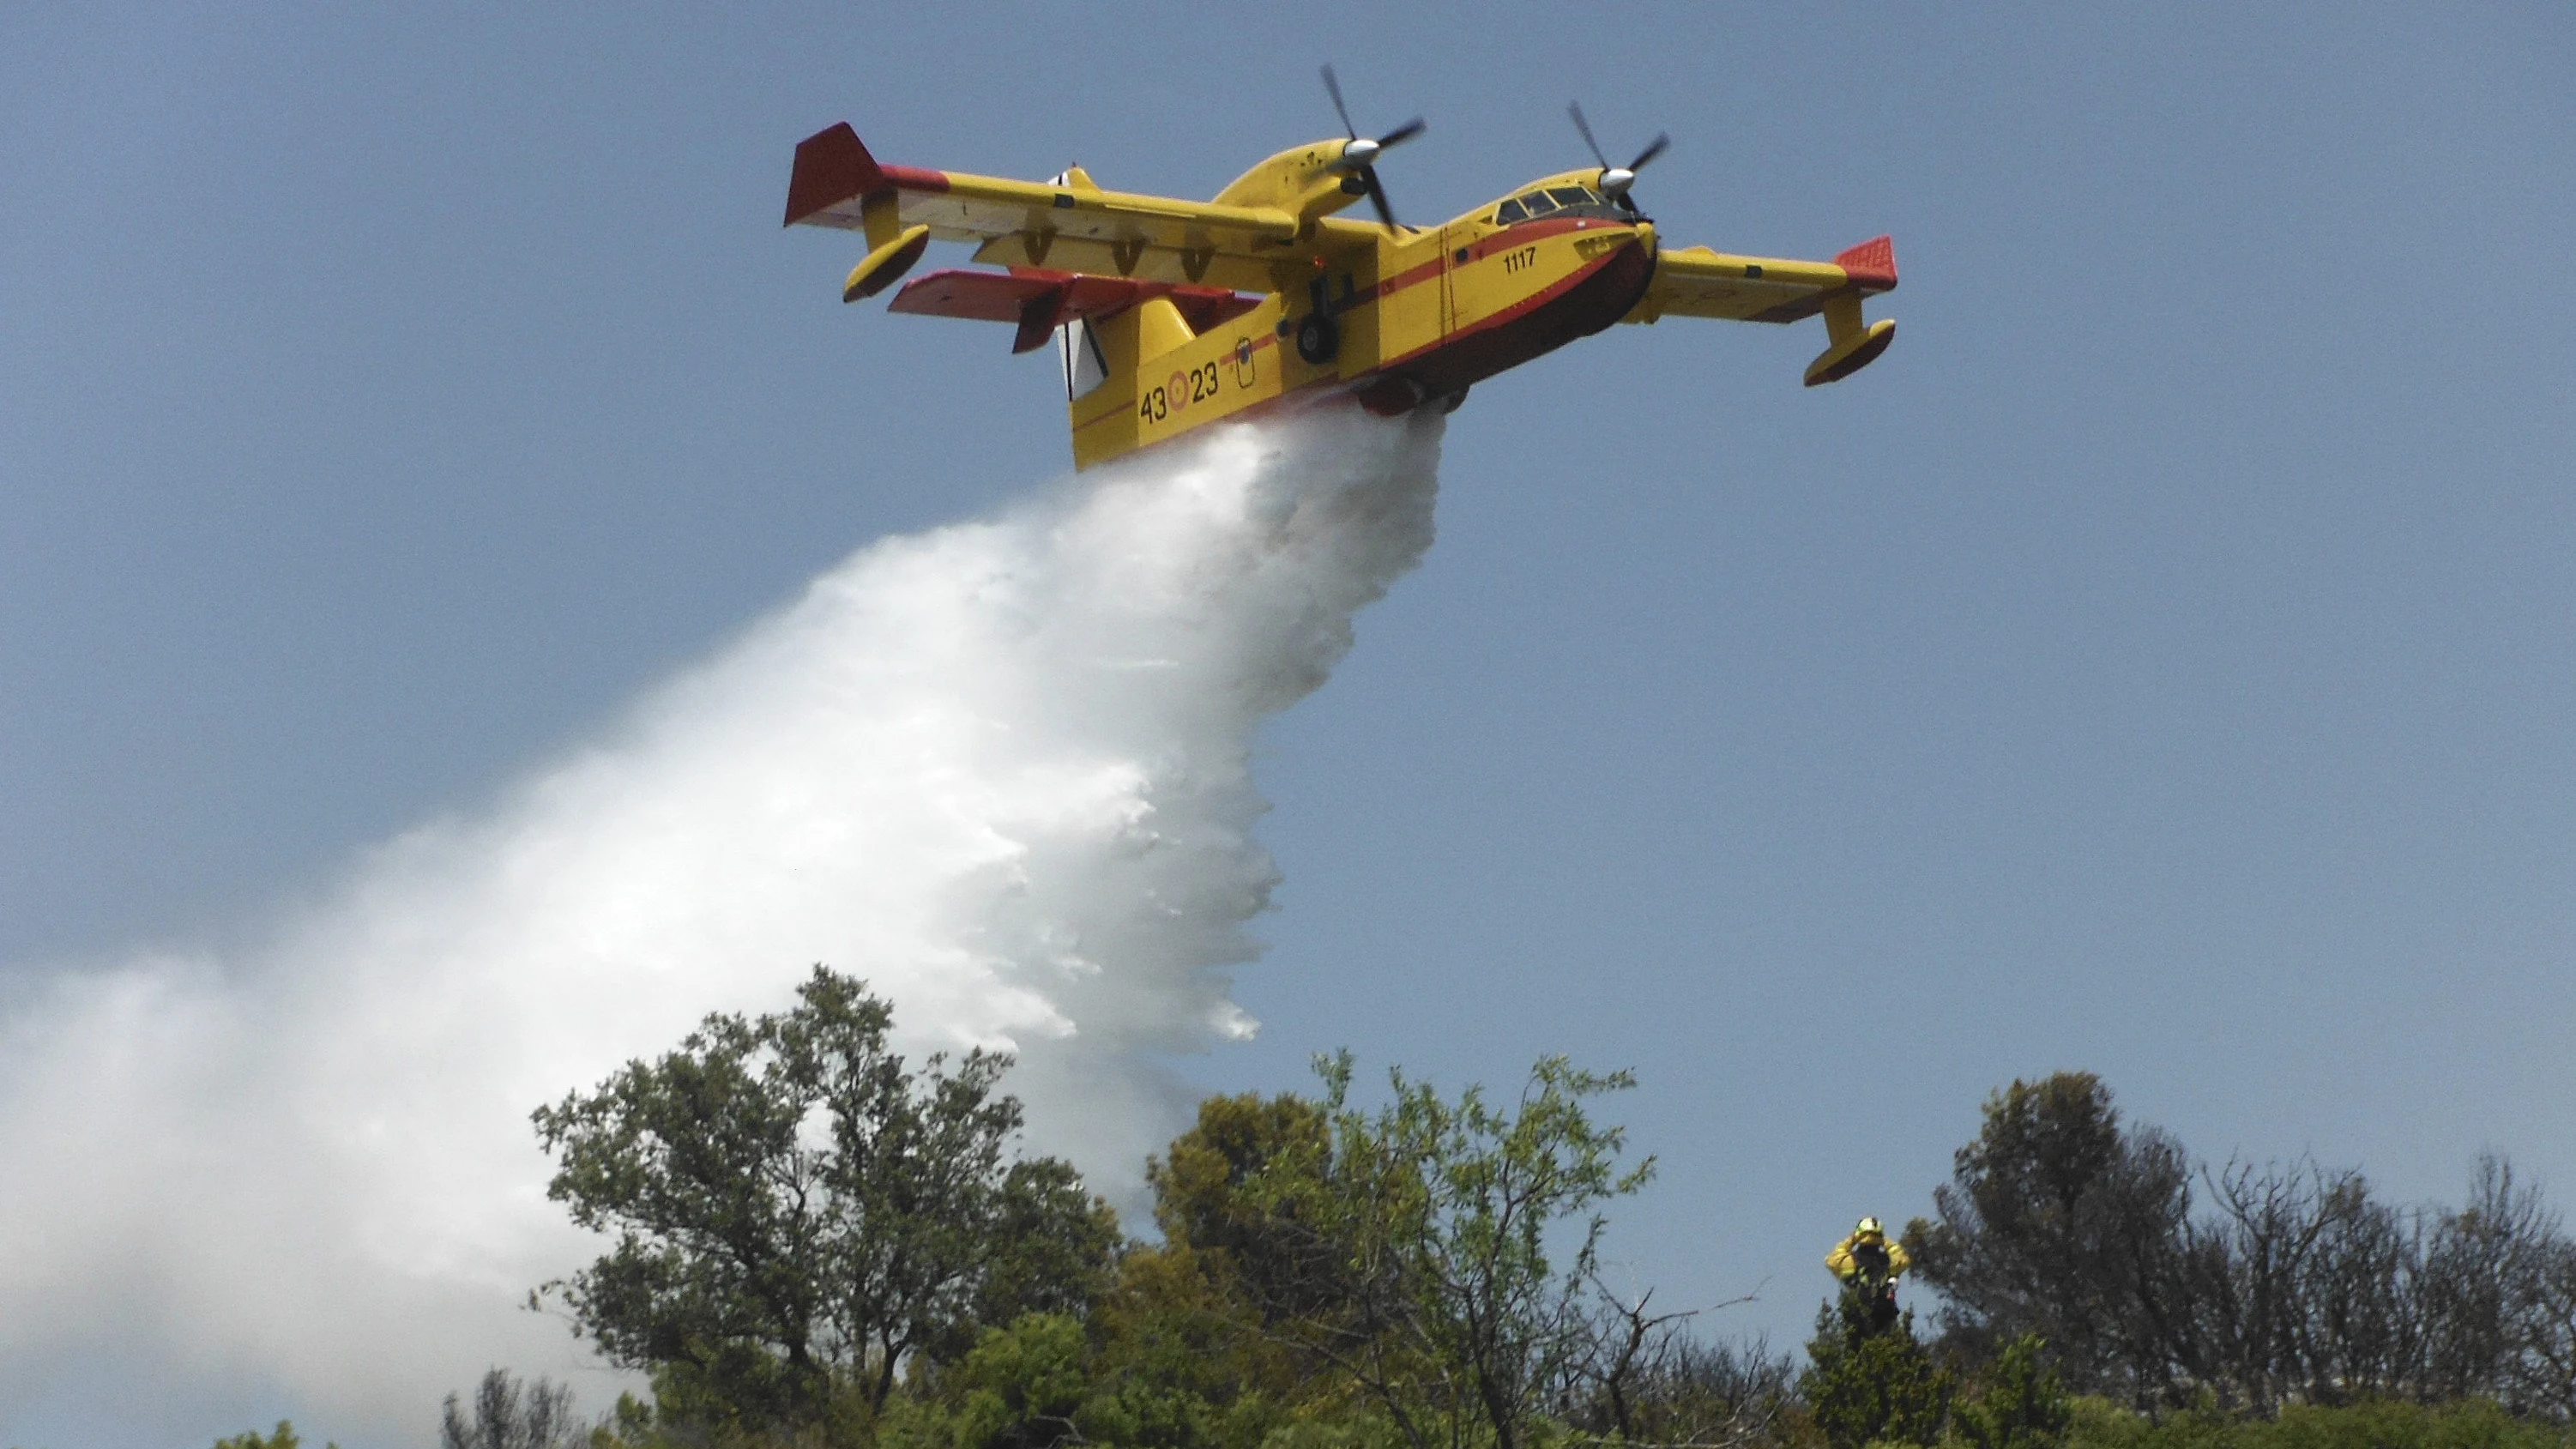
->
1826;1231;1911;1285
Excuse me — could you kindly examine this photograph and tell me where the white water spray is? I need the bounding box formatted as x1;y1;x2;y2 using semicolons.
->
0;410;1442;1446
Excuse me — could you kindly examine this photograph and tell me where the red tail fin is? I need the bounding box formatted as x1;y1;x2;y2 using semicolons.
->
785;124;890;226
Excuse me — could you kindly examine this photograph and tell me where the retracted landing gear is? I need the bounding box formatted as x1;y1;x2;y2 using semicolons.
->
1295;311;1340;365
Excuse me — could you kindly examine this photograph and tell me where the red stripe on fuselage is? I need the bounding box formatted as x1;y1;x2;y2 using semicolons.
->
882;164;951;193
1349;255;1444;307
1373;233;1652;389
1338;216;1634;314
1457;214;1608;263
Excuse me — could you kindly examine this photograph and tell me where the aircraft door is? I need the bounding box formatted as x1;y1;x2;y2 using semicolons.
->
1439;224;1463;335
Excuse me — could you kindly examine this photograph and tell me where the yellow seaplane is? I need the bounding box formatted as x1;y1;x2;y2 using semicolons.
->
785;71;1897;469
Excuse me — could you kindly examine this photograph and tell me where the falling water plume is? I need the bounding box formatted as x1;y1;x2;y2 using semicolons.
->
0;408;1444;1446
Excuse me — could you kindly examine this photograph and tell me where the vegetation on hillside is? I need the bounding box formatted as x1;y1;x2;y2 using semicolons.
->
1906;1074;2576;1417
202;978;2575;1449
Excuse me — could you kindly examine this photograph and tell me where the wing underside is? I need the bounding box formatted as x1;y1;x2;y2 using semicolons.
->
889;268;1259;353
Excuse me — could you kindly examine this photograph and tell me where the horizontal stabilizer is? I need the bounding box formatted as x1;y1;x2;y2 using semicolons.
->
890;269;1259;353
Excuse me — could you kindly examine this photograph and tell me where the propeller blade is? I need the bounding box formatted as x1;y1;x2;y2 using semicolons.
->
1317;68;1415;225
1570;103;1668;211
1567;102;1610;171
1321;64;1357;138
1361;168;1400;231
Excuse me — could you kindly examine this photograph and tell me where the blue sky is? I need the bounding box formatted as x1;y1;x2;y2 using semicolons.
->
4;2;2573;1437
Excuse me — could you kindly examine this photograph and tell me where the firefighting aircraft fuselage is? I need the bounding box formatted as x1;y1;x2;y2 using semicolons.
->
785;90;1896;470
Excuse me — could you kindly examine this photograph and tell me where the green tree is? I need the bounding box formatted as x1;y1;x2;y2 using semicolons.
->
1798;1291;1953;1449
1147;1090;1347;1327
1952;1335;2071;1449
1904;1073;2195;1400
888;1312;1094;1449
211;1425;336;1449
879;1306;1302;1449
1243;1053;1656;1449
532;967;1119;1433
990;1093;1363;1449
440;1368;590;1449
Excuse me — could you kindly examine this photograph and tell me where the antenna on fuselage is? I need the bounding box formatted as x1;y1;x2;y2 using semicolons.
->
1567;102;1668;215
1320;64;1424;232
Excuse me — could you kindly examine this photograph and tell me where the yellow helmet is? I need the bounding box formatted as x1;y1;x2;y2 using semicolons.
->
1855;1216;1884;1238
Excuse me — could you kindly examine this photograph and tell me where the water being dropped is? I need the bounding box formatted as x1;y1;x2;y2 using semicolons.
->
0;408;1445;1446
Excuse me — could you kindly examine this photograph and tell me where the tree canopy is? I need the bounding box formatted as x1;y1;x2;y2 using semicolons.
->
474;996;2576;1449
531;967;1118;1428
1907;1072;2576;1416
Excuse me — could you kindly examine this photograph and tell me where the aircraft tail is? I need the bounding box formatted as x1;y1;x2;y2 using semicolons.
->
785;124;890;226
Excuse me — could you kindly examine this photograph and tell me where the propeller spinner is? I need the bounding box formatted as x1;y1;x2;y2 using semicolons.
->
1321;64;1425;230
1568;102;1668;214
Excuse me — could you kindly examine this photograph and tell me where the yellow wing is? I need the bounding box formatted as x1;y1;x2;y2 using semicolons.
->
785;124;1302;293
1626;234;1899;385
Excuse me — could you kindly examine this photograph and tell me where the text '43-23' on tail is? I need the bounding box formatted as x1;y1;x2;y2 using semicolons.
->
784;72;1897;469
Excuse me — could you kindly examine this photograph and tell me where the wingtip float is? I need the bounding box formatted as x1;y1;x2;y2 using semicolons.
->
784;84;1897;469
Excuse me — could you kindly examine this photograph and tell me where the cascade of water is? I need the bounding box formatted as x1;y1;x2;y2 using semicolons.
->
0;409;1444;1446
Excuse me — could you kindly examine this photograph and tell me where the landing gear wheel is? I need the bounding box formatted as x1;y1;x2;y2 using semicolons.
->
1433;386;1470;414
1295;311;1340;365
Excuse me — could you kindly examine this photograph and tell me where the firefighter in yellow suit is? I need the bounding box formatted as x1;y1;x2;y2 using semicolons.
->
1825;1217;1911;1334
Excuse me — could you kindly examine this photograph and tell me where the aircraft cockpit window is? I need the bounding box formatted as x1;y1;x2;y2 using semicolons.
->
1548;187;1596;209
1519;190;1559;216
1493;197;1528;224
